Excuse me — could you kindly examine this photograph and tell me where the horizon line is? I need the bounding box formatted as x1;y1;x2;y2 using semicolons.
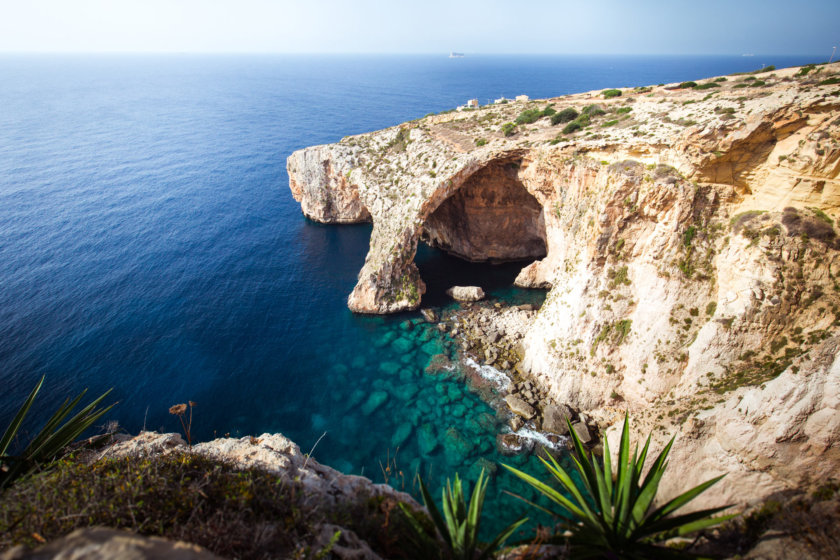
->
0;50;830;58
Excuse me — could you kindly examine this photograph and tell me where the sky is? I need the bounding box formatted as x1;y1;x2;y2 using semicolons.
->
0;0;837;56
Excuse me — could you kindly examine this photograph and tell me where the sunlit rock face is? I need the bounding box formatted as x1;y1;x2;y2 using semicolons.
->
287;63;840;511
421;159;546;263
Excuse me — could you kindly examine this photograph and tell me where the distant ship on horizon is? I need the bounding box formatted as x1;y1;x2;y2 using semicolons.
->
449;52;465;58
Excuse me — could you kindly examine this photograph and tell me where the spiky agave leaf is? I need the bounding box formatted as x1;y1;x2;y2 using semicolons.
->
0;377;114;488
504;415;734;557
399;468;527;560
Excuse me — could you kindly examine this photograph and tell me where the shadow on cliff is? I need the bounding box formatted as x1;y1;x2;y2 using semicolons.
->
414;241;546;308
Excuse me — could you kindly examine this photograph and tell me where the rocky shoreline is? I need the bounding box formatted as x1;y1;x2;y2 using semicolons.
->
287;63;840;512
419;291;603;458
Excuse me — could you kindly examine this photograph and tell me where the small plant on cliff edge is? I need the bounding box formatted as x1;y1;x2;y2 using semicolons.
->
169;401;196;449
0;376;114;489
504;415;734;558
399;468;527;560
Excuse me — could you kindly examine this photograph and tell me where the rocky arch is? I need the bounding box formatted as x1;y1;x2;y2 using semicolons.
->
418;157;548;263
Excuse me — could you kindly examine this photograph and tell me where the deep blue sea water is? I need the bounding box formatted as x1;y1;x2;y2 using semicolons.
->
0;53;822;534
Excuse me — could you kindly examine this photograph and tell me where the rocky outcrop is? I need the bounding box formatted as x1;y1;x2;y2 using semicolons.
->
103;431;416;513
446;285;485;302
287;64;840;512
0;528;221;560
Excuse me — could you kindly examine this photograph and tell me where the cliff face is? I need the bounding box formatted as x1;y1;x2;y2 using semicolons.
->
287;64;840;509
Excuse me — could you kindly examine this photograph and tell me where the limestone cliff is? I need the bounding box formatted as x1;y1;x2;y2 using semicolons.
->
287;64;840;510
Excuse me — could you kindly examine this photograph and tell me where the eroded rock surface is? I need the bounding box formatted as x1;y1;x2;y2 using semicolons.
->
287;64;840;512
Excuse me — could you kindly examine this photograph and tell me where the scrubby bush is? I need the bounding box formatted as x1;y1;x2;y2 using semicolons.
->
782;207;837;244
474;138;487;147
501;122;517;136
515;108;544;125
551;107;579;125
602;88;622;98
695;82;721;90
819;77;840;86
582;104;606;117
562;121;583;134
679;81;698;88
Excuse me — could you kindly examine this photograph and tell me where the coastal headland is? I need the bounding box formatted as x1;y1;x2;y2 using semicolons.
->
288;63;840;512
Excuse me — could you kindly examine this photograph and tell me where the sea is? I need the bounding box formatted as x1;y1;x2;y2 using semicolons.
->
0;53;821;535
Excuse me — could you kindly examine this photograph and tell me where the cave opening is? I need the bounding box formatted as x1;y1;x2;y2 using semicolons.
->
421;159;547;263
415;158;548;305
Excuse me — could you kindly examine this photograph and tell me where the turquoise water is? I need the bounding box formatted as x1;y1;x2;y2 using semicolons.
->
0;53;822;535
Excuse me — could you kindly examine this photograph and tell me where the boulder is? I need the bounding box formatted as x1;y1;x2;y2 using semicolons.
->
504;395;536;420
572;421;592;445
420;309;438;322
543;404;574;435
509;416;525;431
446;286;485;302
0;528;221;560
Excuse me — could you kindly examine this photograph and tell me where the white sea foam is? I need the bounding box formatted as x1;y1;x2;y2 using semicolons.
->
464;357;512;390
515;427;567;450
499;425;567;451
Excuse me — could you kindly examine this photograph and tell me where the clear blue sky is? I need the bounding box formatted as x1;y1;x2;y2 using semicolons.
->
0;0;837;55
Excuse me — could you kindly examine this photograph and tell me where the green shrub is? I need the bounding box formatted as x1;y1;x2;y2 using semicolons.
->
562;121;583;134
582;104;606;117
515;105;556;125
602;88;622;99
399;469;526;560
474;138;487;147
616;106;633;114
515;108;544;125
501;122;517;137
601;120;619;127
796;64;816;76
714;77;728;82
504;416;734;558
679;81;698;89
694;82;721;90
551;107;579;125
818;77;840;86
1;376;114;489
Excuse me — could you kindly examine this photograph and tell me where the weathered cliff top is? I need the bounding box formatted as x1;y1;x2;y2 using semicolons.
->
288;62;840;314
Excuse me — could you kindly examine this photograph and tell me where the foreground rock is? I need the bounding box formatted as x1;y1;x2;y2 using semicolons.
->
0;528;221;560
288;63;840;512
103;432;415;513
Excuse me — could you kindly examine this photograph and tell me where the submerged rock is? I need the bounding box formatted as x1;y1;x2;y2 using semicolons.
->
361;391;389;416
391;423;413;449
418;423;438;455
443;427;476;465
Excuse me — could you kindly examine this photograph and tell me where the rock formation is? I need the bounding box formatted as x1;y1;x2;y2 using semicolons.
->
288;64;840;511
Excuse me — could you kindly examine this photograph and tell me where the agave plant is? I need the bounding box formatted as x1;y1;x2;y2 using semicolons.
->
0;376;114;488
504;416;734;559
399;468;527;560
